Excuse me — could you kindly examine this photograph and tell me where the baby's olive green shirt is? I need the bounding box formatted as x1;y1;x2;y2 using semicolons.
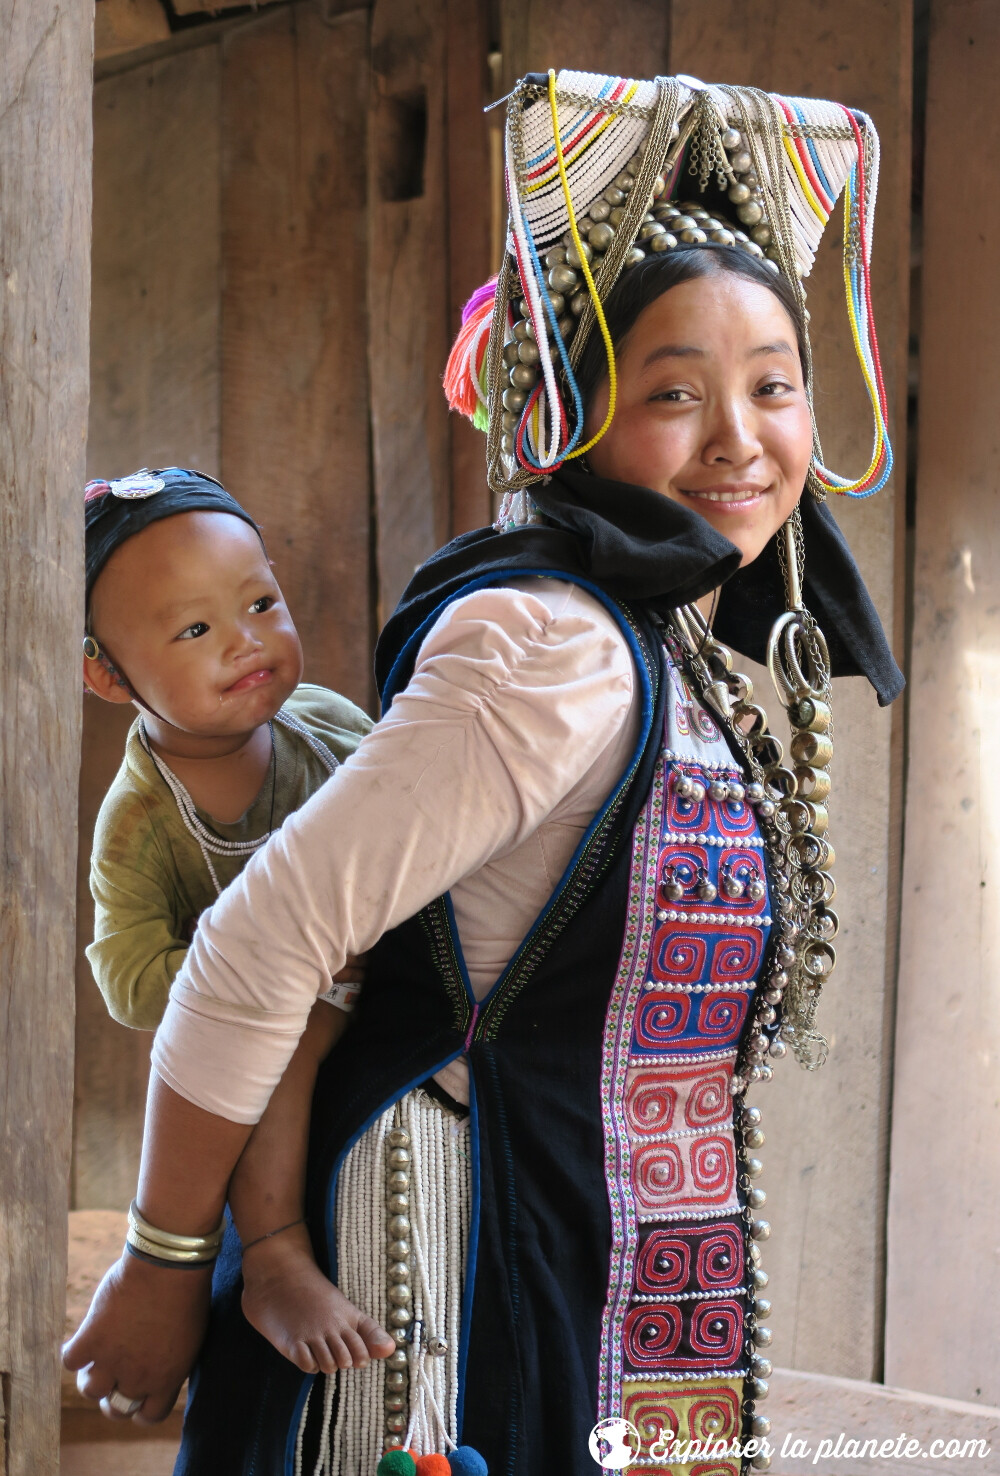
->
87;684;372;1031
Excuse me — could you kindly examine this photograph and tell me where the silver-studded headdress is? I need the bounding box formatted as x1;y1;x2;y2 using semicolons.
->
445;70;890;516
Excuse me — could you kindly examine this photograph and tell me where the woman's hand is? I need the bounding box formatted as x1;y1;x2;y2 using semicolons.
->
62;1250;213;1424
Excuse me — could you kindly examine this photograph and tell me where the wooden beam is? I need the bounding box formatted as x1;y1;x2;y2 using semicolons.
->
172;0;283;13
222;3;374;711
368;0;451;623
886;0;1000;1408
0;1;93;1470
95;0;169;59
445;0;492;535
669;0;912;1386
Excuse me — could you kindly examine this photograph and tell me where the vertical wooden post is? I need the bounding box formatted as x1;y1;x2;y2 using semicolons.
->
0;2;93;1469
222;3;374;712
76;40;223;1214
668;0;912;1384
368;0;452;625
886;0;1000;1407
445;0;493;536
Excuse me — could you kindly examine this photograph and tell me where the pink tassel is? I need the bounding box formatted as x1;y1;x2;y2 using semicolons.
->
443;277;497;422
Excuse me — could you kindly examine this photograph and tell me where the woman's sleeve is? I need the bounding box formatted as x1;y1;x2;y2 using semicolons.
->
152;583;635;1123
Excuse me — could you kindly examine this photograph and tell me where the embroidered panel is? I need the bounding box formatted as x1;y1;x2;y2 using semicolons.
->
598;652;771;1473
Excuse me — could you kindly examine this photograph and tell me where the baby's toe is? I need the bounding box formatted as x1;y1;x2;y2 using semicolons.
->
289;1340;320;1376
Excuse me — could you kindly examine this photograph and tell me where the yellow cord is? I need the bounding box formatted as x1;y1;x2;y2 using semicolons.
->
546;69;618;458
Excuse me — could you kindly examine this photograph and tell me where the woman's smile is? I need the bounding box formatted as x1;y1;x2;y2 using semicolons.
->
679;481;771;509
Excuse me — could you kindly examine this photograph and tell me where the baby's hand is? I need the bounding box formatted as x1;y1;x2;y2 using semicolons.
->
241;1222;394;1374
332;952;367;987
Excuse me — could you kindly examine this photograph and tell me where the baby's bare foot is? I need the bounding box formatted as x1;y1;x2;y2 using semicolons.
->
241;1224;395;1375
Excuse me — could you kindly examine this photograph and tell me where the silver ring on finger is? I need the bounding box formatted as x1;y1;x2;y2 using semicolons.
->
106;1388;144;1417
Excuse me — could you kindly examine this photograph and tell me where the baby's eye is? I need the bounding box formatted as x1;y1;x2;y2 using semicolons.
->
250;596;274;614
177;622;209;641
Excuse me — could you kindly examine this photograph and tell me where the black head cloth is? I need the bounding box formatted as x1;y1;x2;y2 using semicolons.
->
375;467;903;707
84;467;261;608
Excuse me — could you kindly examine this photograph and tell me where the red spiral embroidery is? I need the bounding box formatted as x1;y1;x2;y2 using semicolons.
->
631;1142;685;1209
625;1071;680;1135
696;993;750;1044
708;933;761;984
686;1384;741;1444
622;1303;683;1367
633;992;691;1049
689;1136;736;1200
635;1229;690;1295
651;931;707;983
623;1386;681;1447
689;1300;743;1363
684;1069;732;1128
695;1224;744;1289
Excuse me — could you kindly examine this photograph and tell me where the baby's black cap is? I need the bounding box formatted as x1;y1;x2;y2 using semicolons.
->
84;467;261;609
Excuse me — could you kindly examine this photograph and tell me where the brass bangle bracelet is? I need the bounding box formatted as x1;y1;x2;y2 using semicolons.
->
128;1199;225;1255
125;1239;216;1270
126;1226;219;1265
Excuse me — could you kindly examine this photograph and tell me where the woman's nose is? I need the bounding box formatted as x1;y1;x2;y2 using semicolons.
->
701;399;764;465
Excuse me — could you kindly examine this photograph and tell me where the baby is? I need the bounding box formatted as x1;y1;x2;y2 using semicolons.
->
82;466;394;1375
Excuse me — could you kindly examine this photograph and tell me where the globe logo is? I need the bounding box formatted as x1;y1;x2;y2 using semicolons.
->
588;1417;642;1469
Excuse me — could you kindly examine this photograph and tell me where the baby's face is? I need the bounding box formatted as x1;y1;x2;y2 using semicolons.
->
89;511;303;737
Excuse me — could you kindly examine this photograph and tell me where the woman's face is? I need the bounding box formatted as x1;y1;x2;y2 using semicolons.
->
585;272;813;565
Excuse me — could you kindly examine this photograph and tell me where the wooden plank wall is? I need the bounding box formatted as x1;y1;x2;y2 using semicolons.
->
886;0;1000;1407
222;5;374;709
77;42;223;1212
668;0;912;1383
367;0;452;624
0;3;93;1470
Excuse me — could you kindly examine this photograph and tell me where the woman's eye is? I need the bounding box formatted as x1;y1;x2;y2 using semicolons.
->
177;622;209;641
756;379;791;397
250;596;274;614
651;388;694;403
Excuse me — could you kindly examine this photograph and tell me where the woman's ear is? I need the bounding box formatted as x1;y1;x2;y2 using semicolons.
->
82;648;133;704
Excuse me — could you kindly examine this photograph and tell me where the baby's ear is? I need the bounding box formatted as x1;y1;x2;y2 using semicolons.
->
82;650;132;705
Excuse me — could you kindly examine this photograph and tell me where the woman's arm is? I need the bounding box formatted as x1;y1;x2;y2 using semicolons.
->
154;582;636;1123
62;1073;251;1422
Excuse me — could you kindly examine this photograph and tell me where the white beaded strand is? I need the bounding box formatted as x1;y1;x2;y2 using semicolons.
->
140;708;339;897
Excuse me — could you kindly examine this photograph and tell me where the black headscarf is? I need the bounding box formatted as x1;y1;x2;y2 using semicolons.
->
84;467;260;608
376;466;903;706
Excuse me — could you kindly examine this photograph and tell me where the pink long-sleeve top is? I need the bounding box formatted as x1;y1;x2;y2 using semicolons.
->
151;578;641;1123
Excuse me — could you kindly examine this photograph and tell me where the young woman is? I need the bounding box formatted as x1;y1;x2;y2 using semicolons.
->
65;72;901;1476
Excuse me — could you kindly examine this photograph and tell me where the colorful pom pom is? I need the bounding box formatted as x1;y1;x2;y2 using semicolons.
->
377;1452;417;1476
443;277;496;427
447;1447;488;1476
414;1456;452;1476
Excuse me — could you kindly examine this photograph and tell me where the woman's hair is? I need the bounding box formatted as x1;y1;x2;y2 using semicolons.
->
573;244;808;412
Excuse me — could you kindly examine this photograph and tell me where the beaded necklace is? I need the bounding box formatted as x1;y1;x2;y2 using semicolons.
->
667;516;838;1079
139;708;340;897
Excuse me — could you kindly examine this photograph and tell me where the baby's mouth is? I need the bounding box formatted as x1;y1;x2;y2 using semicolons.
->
224;667;273;694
